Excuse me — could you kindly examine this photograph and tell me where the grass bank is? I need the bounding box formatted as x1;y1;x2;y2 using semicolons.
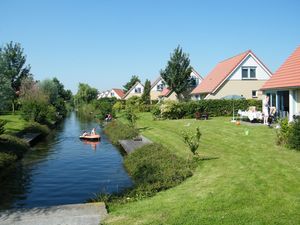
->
104;113;300;225
0;114;28;135
0;114;50;174
94;121;196;209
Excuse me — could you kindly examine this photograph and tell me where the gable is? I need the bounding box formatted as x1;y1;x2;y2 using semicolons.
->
129;83;144;94
228;54;272;81
151;79;165;92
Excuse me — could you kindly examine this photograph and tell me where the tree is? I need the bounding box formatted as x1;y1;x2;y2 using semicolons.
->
75;83;98;104
182;127;202;155
0;42;32;112
39;79;58;105
0;75;14;112
19;77;56;124
123;75;140;93
52;77;72;101
141;79;151;105
160;46;192;101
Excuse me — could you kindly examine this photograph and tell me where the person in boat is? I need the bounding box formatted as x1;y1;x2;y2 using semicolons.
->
82;131;89;137
91;128;96;135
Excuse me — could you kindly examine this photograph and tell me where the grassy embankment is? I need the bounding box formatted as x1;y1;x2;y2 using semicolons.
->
0;114;49;171
104;113;300;225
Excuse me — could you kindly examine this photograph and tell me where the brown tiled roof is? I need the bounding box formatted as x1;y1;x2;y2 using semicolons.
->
191;50;250;94
159;88;172;97
261;46;300;90
112;88;125;98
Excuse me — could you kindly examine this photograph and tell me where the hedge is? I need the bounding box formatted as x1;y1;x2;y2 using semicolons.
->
152;99;262;119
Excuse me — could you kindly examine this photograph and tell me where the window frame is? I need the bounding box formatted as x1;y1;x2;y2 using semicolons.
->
241;66;257;80
252;90;258;98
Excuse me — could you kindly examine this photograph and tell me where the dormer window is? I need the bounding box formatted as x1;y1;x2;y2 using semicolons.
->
157;83;164;91
190;77;198;87
242;67;256;79
135;87;141;93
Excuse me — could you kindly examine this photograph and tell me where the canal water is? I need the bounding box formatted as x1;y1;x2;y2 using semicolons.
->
0;113;132;210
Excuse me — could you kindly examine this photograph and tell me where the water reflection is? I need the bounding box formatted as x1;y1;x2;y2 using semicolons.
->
80;140;100;151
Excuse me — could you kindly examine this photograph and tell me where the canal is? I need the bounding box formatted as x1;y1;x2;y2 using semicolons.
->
0;113;132;210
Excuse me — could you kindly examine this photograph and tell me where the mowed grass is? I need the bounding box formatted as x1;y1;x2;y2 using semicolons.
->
104;113;300;225
0;114;28;134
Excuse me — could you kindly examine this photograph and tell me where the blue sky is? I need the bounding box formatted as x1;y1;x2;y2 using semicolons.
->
1;0;299;93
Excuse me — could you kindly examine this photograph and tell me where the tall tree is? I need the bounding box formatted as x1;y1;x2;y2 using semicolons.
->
39;79;58;105
75;83;98;104
160;46;192;100
141;79;151;104
123;75;140;93
0;42;31;112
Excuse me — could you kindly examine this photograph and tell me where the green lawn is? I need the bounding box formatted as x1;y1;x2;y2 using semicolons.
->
104;113;300;225
0;114;28;134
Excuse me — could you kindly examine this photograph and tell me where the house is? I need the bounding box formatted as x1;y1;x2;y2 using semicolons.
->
150;68;203;101
261;46;300;122
98;88;125;99
191;50;272;100
109;88;125;99
122;81;144;100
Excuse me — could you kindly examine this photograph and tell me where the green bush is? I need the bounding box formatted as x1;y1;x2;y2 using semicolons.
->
22;122;50;137
0;152;17;170
0;134;29;158
153;99;262;119
288;118;300;150
90;143;196;205
104;120;139;145
124;143;196;194
112;101;124;113
276;118;290;146
182;127;202;155
21;99;57;125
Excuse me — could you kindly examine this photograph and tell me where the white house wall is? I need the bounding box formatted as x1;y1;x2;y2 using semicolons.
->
228;54;271;80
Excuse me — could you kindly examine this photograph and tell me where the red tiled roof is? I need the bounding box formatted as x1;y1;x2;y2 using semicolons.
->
191;50;251;94
159;88;172;97
261;46;300;90
112;88;125;98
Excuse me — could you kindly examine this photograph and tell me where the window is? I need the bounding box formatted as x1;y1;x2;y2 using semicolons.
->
242;68;248;79
157;83;164;91
252;90;257;98
111;92;114;97
190;77;198;87
241;67;256;79
135;88;141;93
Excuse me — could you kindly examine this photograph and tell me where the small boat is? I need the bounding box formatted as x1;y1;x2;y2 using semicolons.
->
79;134;101;141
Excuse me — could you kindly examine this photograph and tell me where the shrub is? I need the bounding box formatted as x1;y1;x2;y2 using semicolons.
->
0;152;17;170
182;127;202;155
276;118;290;146
288;118;300;150
112;101;124;113
0;134;29;158
104;120;139;145
0;119;7;135
90;143;197;204
124;143;196;195
21;99;57;125
22;122;50;137
124;106;138;127
160;100;185;119
153;99;262;120
94;98;117;119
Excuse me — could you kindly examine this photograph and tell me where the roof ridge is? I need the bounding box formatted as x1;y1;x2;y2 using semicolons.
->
218;50;250;63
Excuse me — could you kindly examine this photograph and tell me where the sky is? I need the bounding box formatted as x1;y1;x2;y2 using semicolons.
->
0;0;300;93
